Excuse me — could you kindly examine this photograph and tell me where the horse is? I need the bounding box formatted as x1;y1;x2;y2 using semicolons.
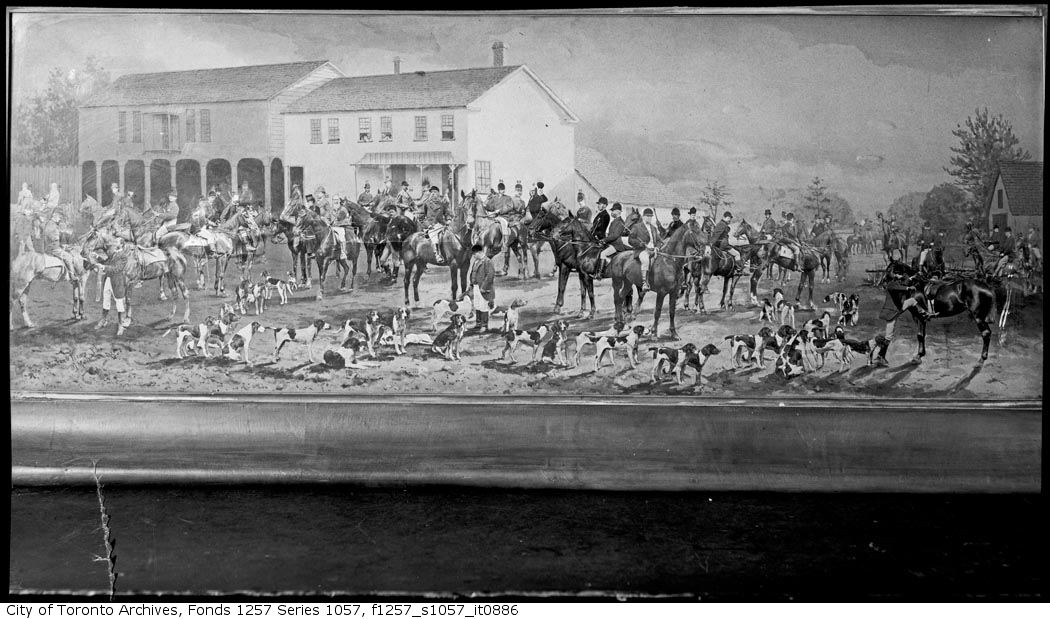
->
83;228;191;324
397;192;473;306
608;223;705;339
470;201;529;280
9;231;94;329
745;228;822;310
811;229;849;284
882;261;1004;367
881;221;907;262
527;203;599;318
294;208;359;301
692;219;761;313
340;198;378;274
523;200;570;279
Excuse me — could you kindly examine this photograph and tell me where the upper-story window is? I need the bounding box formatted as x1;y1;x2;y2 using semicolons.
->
441;114;455;141
328;118;340;144
475;160;491;192
146;113;181;151
132;112;142;143
358;117;371;142
997;189;1004;210
186;109;196;143
200;109;211;143
414;116;427;141
310;119;322;144
118;111;127;143
380;116;392;141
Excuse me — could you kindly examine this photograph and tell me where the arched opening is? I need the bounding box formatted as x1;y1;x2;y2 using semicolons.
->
150;160;173;207
81;161;97;201
206;159;232;197
236;158;265;207
270;158;285;216
175;159;202;222
123;160;146;210
101;160;120;206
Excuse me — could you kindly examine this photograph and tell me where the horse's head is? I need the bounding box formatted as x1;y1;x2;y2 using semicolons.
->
528;207;559;238
547;198;569;221
385;215;416;244
734;219;756;242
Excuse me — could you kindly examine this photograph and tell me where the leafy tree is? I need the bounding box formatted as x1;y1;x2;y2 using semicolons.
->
920;183;969;232
800;177;832;221
945;107;1031;221
826;193;855;227
699;180;732;220
886;192;926;232
12;57;110;166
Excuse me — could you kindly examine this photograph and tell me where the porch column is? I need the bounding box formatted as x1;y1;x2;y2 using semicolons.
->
95;165;102;203
419;164;424;196
263;157;271;211
283;164;291;204
170;162;176;201
144;160;152;207
199;159;207;201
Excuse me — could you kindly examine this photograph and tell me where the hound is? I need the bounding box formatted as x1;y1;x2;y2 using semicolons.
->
594;324;650;370
285;270;302;292
814;326;888;368
259;270;292;306
431;314;467;361
772;288;796;328
759;298;778;325
502;322;558;363
432;295;473;332
801;311;833;340
539;320;570;366
389;306;412;355
363;310;386;357
573;321;628;367
499;299;528;335
225;321;267;366
724;326;774;369
234;278;256;315
322;325;381;370
774;344;806;378
650;343;721;385
272;319;332;363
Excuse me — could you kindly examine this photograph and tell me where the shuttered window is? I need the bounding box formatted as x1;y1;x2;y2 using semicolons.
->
118;111;127;143
186;109;196;142
200;109;211;142
132;112;142;143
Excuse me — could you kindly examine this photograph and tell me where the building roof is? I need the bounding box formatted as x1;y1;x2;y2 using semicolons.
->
81;60;332;107
357;152;459;166
575;146;689;211
997;161;1043;216
283;65;520;114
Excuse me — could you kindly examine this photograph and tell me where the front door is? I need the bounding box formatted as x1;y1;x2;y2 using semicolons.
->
390;166;407;188
290;167;304;198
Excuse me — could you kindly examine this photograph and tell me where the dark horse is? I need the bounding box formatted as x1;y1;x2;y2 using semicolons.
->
608;223;705;338
527;202;599;318
739;222;821;310
881;220;908;262
694;219;756;313
471;203;529;280
883;260;1004;367
294;209;359;300
397;191;474;306
811;229;849;284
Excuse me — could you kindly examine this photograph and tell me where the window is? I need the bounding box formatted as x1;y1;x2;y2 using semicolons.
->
310;119;322;144
186;109;196;142
147;113;182;151
441;114;455;141
414;115;427;141
328;118;341;144
380;116;392;141
132;112;142;143
475;161;491;191
200;109;211;142
118;111;127;143
358;117;371;142
997;189;1004;210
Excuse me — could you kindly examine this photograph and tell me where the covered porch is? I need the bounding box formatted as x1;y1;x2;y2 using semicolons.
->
354;151;464;203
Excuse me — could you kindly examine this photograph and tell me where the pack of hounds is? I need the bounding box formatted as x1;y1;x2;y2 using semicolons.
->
163;279;884;385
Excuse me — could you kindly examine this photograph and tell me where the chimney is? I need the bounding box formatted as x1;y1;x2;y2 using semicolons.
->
492;41;504;67
393;56;401;75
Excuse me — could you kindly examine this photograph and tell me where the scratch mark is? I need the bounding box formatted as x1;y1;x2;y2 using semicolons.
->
92;461;118;601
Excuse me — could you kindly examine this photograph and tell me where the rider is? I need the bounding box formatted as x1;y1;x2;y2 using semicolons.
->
314;186;331;216
526;181;548;222
155;192;180;241
629;208;661;292
809;213;829;239
993;227;1016;276
712;211;748;275
484;181;514;241
778;212;803;258
575;191;593;225
663;208;683;239
42;208;77;282
95;236;131;336
987;224;1003;253
396;181;414;210
357;182;374;210
1026;225;1042;269
17;182;35;212
420;186;451;264
590;197;610;241
45;182;61;209
238;182;255;207
759;209;778;239
281;184;304;223
224;196;258;254
326;197;354;261
916;221;939;272
595;202;629;280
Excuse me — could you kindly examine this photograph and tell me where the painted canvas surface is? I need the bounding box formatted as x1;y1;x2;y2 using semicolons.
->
9;9;1044;400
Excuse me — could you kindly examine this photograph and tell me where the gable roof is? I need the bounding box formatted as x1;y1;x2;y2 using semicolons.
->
997;161;1043;216
282;65;520;114
81;60;333;107
575;146;690;211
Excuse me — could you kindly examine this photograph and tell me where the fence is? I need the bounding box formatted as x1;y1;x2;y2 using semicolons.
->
10;164;82;207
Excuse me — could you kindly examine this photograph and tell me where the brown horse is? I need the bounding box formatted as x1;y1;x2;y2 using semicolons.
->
811;229;849;284
397;191;474;306
471;202;528;279
527;203;599;318
608;222;705;338
9;234;94;329
295;208;359;300
694;220;752;313
746;231;822;310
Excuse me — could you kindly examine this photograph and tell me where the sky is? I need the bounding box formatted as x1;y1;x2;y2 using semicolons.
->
10;9;1045;216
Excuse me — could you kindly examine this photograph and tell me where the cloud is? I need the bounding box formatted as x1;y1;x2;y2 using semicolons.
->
855;154;886;165
721;104;752;116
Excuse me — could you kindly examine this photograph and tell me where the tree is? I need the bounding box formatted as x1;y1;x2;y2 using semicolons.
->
945;107;1031;222
920;183;970;232
699;180;732;220
826;193;855;227
12;57;110;166
886;192;926;232
800;177;832;221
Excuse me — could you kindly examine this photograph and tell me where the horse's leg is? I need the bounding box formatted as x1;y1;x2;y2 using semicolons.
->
652;292;665;339
349;250;358;291
577;270;588;316
315;257;326;301
612;279;624;324
18;284;33;329
555;266;569;312
460;261;469;300
403;261;413;306
698;271;713;314
719;276;731;310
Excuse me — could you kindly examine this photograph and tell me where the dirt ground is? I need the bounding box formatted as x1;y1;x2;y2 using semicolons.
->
9;240;1043;399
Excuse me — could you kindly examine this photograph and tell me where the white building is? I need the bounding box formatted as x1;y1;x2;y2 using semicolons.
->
282;43;579;203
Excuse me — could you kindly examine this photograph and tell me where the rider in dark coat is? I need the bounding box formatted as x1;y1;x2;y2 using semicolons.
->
712;211;746;273
663;208;684;239
590;197;611;241
526;182;548;220
759;209;778;239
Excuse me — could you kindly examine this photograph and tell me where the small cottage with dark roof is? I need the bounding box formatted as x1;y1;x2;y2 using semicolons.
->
78;60;343;217
281;42;579;202
986;161;1043;236
575;146;691;222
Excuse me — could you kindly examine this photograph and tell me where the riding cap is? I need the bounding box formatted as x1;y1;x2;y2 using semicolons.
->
536;182;544;189
765;209;772;215
401;181;410;187
430;186;440;192
597;197;608;206
305;194;315;202
471;244;484;253
671;208;680;216
786;213;794;220
516;181;523;190
723;211;733;219
610;203;622;212
643;208;654;216
363;182;370;189
688;207;697;215
497;182;506;191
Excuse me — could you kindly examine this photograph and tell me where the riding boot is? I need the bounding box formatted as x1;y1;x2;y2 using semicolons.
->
468;311;483;332
94;310;110;330
641;275;651;293
479;311;489;332
116;312;127;336
595;259;606;281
